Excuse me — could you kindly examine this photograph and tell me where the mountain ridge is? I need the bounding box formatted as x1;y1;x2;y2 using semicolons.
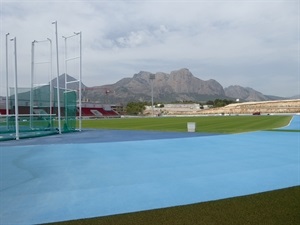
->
52;69;292;104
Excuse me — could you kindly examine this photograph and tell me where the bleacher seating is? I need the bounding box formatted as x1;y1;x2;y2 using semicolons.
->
90;110;103;116
97;108;119;117
0;107;119;117
81;108;95;116
0;109;6;115
80;107;119;117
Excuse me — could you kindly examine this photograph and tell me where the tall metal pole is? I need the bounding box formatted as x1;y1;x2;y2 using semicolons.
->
5;33;10;129
52;21;62;134
48;38;53;118
31;39;53;126
76;31;82;131
63;32;82;131
63;36;68;91
62;36;68;125
149;74;155;117
11;37;19;140
151;80;154;116
30;40;36;129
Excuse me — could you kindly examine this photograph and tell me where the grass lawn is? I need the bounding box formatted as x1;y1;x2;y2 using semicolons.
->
45;115;298;225
81;115;292;133
45;186;300;225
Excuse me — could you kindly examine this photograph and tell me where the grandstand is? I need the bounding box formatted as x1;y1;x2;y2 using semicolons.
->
81;102;120;118
0;94;119;119
0;97;6;115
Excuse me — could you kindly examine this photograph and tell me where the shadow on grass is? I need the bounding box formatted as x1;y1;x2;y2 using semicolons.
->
44;186;300;225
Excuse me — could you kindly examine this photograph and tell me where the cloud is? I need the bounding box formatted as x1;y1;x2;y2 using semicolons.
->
0;0;299;97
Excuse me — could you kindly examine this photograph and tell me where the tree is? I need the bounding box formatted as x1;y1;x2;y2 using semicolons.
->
126;102;147;115
206;99;234;107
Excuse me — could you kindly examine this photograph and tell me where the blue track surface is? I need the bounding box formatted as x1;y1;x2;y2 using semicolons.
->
280;115;300;130
1;116;299;224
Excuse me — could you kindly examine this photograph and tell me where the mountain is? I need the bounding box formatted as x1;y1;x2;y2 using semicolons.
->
0;70;293;105
50;74;87;90
224;85;289;101
54;69;287;104
224;85;269;101
290;94;300;99
84;68;228;104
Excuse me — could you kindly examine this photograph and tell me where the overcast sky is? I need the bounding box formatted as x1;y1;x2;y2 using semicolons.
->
0;0;299;97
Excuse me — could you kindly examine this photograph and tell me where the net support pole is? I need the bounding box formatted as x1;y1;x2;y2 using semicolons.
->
63;36;68;125
78;31;82;131
63;36;68;91
52;21;62;134
63;31;82;131
11;37;19;140
48;38;53;123
5;33;10;130
149;74;155;117
30;40;35;129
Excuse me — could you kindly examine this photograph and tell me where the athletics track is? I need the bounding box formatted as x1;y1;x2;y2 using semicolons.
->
0;116;299;224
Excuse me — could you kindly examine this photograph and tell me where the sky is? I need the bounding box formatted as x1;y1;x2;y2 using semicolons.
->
0;0;299;97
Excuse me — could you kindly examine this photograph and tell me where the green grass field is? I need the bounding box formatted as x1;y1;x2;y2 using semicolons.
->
45;115;299;225
82;115;292;133
45;186;300;225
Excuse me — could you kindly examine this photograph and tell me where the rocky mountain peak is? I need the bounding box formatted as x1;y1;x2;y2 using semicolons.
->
78;69;286;104
51;73;86;90
170;68;193;78
83;68;228;103
224;85;269;101
133;71;152;80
